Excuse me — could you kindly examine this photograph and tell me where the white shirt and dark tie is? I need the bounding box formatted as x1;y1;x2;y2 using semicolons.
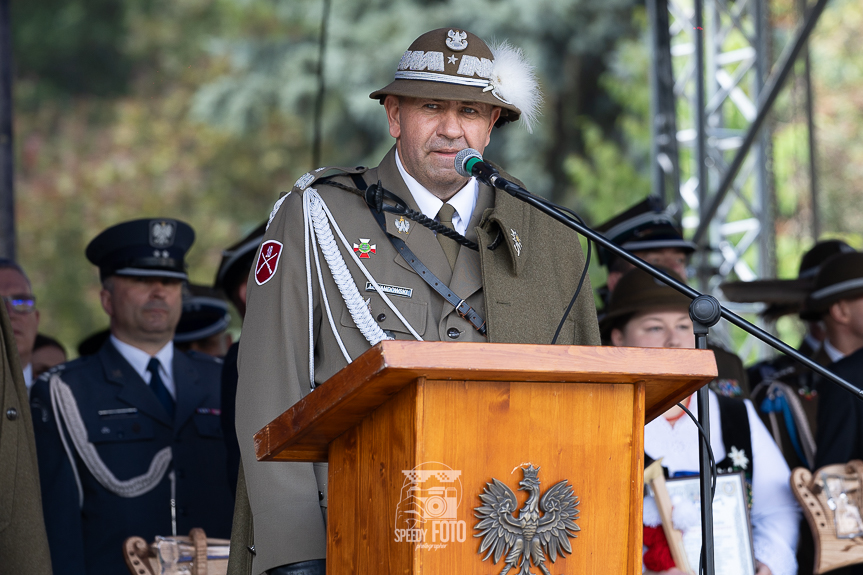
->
110;335;176;416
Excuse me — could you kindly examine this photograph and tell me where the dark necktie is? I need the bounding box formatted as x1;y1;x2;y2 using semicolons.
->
147;358;175;418
436;203;460;269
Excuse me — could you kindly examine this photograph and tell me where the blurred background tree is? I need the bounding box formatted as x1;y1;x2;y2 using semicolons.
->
9;0;863;355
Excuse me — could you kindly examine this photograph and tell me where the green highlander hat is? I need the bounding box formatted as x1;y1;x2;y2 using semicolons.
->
802;251;863;320
370;28;541;131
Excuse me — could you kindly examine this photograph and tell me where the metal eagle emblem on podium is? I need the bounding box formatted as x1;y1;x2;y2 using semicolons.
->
474;465;580;575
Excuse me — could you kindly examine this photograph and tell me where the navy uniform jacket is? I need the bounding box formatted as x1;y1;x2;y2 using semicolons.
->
815;347;863;469
30;340;234;575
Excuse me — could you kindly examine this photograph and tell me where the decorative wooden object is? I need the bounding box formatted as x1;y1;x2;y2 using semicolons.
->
255;341;716;575
644;459;693;574
122;530;230;575
792;460;863;574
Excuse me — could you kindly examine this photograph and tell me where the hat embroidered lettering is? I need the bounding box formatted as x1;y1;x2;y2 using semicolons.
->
398;51;445;72
456;55;493;78
255;240;283;286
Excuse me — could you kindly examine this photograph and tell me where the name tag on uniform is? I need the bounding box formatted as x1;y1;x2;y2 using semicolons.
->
98;407;138;417
365;282;413;298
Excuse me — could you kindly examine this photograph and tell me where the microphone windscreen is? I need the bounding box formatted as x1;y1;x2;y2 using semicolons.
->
454;148;482;178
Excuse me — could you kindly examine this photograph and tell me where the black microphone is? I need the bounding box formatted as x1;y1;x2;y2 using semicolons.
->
454;148;503;188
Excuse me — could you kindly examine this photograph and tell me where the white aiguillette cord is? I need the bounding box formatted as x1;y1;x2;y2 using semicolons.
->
49;374;172;507
302;188;422;389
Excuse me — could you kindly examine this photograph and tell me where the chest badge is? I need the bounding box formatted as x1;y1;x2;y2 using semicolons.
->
395;217;410;234
353;239;377;259
510;229;523;257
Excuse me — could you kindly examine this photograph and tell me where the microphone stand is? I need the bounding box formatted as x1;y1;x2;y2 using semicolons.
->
482;173;861;575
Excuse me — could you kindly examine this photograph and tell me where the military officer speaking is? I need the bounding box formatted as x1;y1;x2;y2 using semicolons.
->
231;28;600;575
30;219;234;575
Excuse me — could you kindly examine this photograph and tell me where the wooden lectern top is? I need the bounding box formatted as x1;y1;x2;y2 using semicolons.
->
254;341;717;463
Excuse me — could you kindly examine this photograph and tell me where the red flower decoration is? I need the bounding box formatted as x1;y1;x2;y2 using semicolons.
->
643;525;676;571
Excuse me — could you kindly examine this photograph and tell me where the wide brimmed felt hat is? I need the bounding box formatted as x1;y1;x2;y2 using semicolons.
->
801;251;863;320
595;196;695;268
214;221;266;295
719;239;855;319
599;267;691;336
86;218;195;281
174;284;231;343
369;28;541;131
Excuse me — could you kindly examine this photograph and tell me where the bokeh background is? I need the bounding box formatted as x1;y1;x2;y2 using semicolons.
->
11;0;863;355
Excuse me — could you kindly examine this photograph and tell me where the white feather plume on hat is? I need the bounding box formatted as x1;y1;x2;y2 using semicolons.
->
487;41;543;133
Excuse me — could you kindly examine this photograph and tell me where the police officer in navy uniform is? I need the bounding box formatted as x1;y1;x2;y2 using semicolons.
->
30;218;234;575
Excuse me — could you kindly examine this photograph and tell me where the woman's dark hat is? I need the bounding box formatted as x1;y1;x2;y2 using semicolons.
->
599;267;691;336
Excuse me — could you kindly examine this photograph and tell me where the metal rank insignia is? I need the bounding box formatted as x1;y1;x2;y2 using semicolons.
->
474;465;579;574
353;239;377;259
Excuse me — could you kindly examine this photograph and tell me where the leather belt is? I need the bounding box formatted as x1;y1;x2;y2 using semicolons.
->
267;559;326;575
352;175;487;336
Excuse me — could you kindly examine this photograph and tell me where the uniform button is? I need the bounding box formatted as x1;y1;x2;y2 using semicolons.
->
377;313;386;322
447;328;460;340
318;491;324;501
6;407;18;420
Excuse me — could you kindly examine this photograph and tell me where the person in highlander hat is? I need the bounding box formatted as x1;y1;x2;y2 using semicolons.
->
30;218;233;575
229;28;600;575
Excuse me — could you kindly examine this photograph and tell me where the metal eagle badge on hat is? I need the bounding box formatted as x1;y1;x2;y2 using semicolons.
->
353;239;377;259
255;240;283;286
150;220;176;248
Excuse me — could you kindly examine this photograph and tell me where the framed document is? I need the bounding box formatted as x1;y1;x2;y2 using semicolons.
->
665;473;756;575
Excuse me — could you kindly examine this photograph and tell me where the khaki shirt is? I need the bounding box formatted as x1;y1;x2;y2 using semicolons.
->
235;146;600;572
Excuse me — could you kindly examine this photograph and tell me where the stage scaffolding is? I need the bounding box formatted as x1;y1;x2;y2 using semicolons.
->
647;0;829;359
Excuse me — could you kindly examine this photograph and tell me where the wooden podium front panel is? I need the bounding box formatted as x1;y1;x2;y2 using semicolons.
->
327;378;645;575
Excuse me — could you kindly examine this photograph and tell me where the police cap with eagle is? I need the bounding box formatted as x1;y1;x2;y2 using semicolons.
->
369;28;542;131
86;218;195;281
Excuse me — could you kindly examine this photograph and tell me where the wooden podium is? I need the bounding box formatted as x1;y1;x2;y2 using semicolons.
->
255;341;716;574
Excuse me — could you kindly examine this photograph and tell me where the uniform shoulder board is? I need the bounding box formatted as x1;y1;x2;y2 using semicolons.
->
290;165;369;195
268;165;370;229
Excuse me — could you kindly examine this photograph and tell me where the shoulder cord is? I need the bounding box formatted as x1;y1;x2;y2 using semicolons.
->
48;374;173;507
322;179;480;251
302;189;423;388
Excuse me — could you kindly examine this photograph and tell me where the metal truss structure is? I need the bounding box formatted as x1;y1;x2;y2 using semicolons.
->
647;0;830;359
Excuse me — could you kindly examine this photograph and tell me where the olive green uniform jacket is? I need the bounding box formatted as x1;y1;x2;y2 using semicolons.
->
232;147;600;574
0;306;52;573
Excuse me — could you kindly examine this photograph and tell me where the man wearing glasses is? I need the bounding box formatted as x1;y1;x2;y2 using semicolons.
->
0;259;39;392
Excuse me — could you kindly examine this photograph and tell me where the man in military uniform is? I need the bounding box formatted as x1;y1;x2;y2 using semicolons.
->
30;218;234;575
0;301;52;573
232;28;600;575
594;197;750;398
